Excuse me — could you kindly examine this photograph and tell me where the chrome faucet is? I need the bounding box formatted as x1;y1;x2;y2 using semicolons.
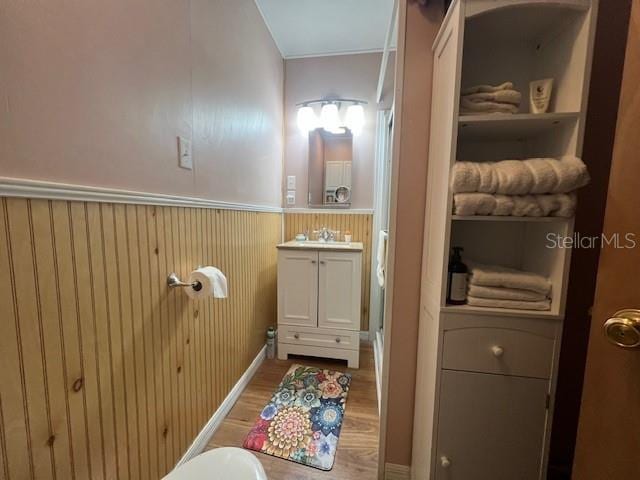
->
315;226;336;242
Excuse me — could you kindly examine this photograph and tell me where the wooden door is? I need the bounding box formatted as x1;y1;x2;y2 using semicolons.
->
277;250;318;327
573;3;640;478
318;251;362;331
435;370;549;480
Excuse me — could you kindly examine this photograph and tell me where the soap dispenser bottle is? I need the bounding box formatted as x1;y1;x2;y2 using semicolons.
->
447;246;468;305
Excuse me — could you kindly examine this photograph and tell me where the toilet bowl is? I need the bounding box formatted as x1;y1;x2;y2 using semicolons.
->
164;447;267;480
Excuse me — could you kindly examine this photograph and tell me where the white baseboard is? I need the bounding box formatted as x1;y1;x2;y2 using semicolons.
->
385;463;411;480
174;345;266;468
373;331;383;414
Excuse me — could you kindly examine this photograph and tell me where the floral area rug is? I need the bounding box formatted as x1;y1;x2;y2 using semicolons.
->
243;364;352;471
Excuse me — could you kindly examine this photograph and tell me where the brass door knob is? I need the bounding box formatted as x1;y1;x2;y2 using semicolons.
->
603;309;640;348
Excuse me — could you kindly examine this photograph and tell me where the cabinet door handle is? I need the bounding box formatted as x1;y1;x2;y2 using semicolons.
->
491;345;504;357
440;456;451;468
294;333;300;340
311;260;317;264
320;260;326;265
335;337;341;343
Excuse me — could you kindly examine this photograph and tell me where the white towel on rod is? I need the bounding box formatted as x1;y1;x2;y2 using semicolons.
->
376;230;388;288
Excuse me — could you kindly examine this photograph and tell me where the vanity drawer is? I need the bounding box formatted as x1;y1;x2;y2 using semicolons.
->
442;327;555;379
278;325;359;351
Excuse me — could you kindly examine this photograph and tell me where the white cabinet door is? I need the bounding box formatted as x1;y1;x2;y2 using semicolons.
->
318;251;361;331
278;250;318;327
435;370;548;480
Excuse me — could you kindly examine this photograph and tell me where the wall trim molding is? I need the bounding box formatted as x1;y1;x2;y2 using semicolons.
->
0;177;284;213
284;208;374;214
385;463;411;480
174;345;266;469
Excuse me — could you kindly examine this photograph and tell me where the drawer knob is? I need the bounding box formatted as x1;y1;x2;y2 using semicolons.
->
491;345;504;357
335;337;341;343
440;456;451;468
294;333;300;339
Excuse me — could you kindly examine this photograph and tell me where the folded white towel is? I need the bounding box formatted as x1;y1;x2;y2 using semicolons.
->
461;82;515;95
462;90;522;106
460;98;519;115
451;157;589;195
376;230;388;288
468;262;552;296
468;284;547;302
467;295;551;311
453;192;577;217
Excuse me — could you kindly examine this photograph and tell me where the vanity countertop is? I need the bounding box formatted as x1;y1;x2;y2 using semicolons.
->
277;240;363;252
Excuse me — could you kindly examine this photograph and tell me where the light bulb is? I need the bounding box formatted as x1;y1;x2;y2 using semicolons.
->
320;103;341;133
345;104;365;135
297;106;317;134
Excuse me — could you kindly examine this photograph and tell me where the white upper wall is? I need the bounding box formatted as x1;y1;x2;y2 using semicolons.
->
0;0;284;207
255;0;395;58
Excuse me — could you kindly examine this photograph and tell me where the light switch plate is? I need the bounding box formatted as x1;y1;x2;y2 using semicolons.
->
178;136;193;170
286;190;296;205
287;175;296;189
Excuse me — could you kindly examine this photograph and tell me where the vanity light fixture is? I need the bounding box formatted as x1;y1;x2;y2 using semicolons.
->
295;98;367;135
345;104;365;135
296;105;318;134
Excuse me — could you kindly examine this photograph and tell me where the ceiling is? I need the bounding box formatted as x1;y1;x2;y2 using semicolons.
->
255;0;396;59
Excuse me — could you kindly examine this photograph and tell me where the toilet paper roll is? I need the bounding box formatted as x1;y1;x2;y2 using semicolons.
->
185;266;228;300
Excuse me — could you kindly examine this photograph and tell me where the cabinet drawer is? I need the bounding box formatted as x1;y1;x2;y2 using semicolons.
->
278;325;359;351
442;327;555;379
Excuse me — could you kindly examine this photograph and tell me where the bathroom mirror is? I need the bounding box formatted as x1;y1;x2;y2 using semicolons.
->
308;128;353;207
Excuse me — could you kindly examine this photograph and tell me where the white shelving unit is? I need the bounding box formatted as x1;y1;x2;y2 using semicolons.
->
412;1;598;479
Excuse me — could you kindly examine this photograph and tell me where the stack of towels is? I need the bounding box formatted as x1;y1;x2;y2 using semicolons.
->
460;82;521;115
451;155;590;217
467;262;552;311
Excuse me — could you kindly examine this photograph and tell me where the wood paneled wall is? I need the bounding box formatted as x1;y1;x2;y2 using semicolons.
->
0;197;281;480
283;212;373;330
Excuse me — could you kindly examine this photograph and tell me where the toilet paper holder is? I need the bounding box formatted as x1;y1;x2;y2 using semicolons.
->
167;273;203;291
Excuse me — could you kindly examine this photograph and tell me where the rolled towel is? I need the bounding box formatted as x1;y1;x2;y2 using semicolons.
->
467;295;551;311
460;98;519;115
494;160;535;195
525;158;559;194
453;193;496;216
554;192;577;217
461;81;515;95
463;89;522;106
468;262;552;296
450;162;480;193
468;284;547;302
512;195;544;217
476;162;498;193
549;156;590;193
493;195;515;215
453;192;577;218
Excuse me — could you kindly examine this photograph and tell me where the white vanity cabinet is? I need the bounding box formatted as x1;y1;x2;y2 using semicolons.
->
277;242;362;368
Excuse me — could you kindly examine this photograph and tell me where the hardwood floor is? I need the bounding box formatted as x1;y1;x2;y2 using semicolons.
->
206;342;379;480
